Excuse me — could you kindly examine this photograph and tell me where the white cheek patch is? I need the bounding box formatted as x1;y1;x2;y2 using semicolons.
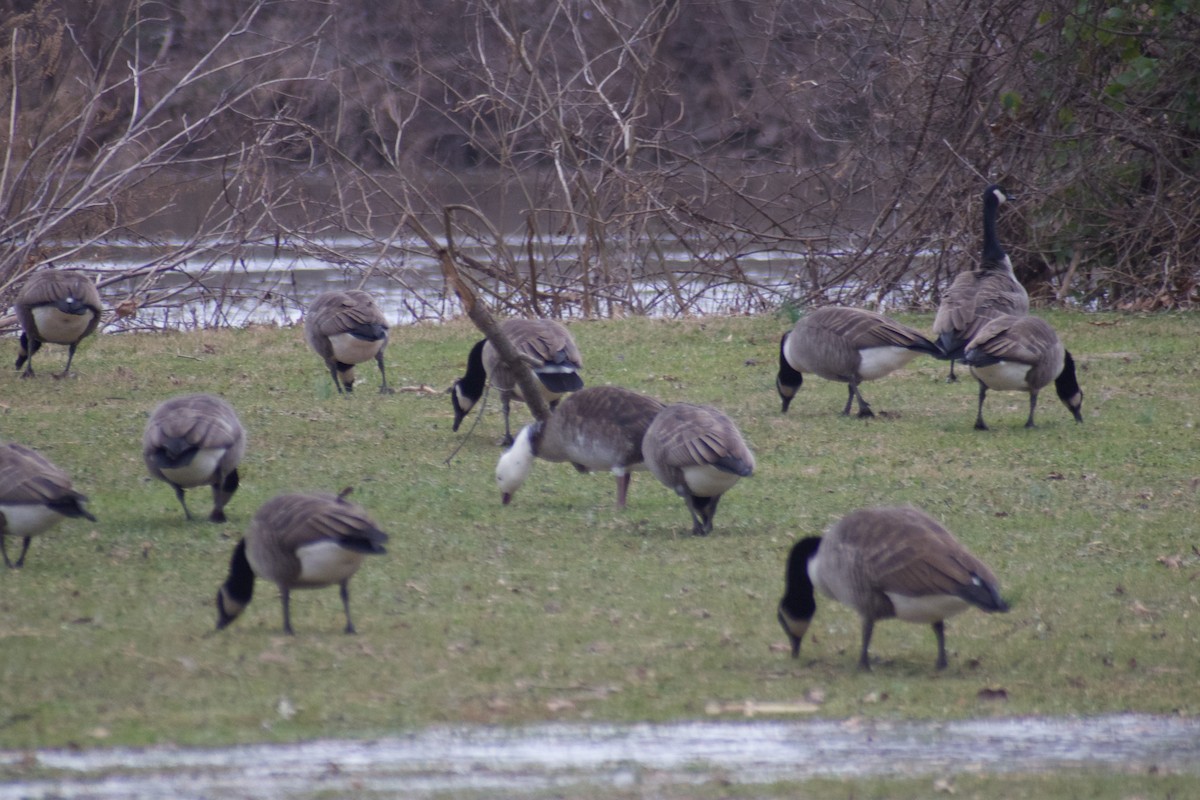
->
328;332;385;365
160;448;226;487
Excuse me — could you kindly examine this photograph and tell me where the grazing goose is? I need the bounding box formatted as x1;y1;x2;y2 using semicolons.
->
495;385;665;508
143;393;246;522
13;269;103;378
961;314;1084;430
778;506;1009;671
216;490;388;635
450;319;584;444
304;290;391;394
0;442;96;568
642;403;755;536
932;184;1029;381
776;306;943;417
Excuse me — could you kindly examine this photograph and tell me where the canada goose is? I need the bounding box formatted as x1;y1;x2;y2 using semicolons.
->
778;506;1009;670
932;185;1030;381
495;385;665;508
13;269;103;378
0;442;96;568
776;306;943;417
642;403;755;536
215;490;388;635
961;314;1084;430
143;393;246;522
450;319;584;444
304;290;391;394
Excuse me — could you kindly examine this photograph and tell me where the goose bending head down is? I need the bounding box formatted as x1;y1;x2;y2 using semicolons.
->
778;506;1009;670
304;290;392;394
776;306;944;417
13;269;103;378
143;393;246;522
450;319;583;445
495;386;664;508
0;442;96;568
216;490;388;635
961;314;1084;430
642;403;755;536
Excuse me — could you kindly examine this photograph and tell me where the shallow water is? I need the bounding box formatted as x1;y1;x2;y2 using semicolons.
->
2;714;1196;799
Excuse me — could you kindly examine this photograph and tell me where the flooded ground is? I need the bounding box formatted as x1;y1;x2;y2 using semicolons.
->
2;714;1196;799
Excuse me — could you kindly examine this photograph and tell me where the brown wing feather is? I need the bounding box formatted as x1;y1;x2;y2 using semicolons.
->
646;404;755;470
0;443;79;505
808;307;934;350
16;270;103;310
966;315;1058;365
308;291;387;337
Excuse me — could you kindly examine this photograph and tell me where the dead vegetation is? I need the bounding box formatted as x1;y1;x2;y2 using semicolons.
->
1;0;1196;328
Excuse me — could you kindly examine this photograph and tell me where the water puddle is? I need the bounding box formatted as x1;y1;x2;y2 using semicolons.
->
1;714;1196;798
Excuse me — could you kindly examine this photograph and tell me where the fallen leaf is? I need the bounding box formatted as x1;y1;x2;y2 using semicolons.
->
933;776;956;794
546;698;575;712
977;687;1009;702
1157;554;1184;570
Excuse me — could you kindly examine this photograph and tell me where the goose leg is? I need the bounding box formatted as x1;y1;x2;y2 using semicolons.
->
851;382;874;418
1024;391;1040;429
56;342;79;378
500;392;515;446
327;362;345;394
16;334;40;378
841;385;855;416
173;484;194;520
858;617;875;671
1;536;32;569
210;469;239;523
974;382;990;431
341;579;356;634
932;620;949;669
375;351;393;395
280;586;295;635
615;472;631;510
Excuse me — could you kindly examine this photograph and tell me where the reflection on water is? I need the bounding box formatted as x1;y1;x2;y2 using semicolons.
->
1;714;1196;798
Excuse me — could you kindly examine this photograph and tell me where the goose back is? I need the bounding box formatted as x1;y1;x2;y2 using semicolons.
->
143;393;246;521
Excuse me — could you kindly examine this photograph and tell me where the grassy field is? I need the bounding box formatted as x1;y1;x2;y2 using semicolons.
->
0;310;1196;758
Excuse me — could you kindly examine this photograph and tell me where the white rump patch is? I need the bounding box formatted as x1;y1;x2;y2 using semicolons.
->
0;503;67;537
294;540;365;586
858;346;922;381
32;306;94;344
887;592;970;623
160;448;226;487
970;362;1033;392
328;332;384;365
681;464;741;498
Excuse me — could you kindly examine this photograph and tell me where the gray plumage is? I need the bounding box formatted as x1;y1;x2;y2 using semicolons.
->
304;290;391;394
778;506;1009;670
777;306;943;416
961;314;1085;430
13;269;103;378
451;319;584;444
495;385;665;508
143;393;246;522
932;185;1029;380
216;490;389;635
642;403;755;536
0;442;96;568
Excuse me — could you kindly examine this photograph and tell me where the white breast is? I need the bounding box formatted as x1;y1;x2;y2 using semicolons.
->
159;448;226;487
857;346;921;381
887;592;971;623
32;306;95;344
328;332;385;365
294;540;364;587
0;503;67;537
970;361;1032;392
681;464;741;498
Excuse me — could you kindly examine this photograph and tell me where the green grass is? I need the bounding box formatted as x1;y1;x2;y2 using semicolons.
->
0;311;1197;751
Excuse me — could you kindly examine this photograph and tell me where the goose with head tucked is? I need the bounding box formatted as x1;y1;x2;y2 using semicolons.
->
143;393;246;522
776;306;943;417
960;314;1084;430
304;290;391;394
642;403;755;537
932;184;1029;381
495;385;665;508
778;505;1009;671
0;442;96;568
215;489;388;635
13;268;103;378
450;318;584;445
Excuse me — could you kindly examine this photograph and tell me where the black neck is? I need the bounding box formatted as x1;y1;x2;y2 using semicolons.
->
1055;350;1082;403
222;539;255;606
777;332;803;390
981;186;1008;268
779;536;820;620
457;338;488;400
